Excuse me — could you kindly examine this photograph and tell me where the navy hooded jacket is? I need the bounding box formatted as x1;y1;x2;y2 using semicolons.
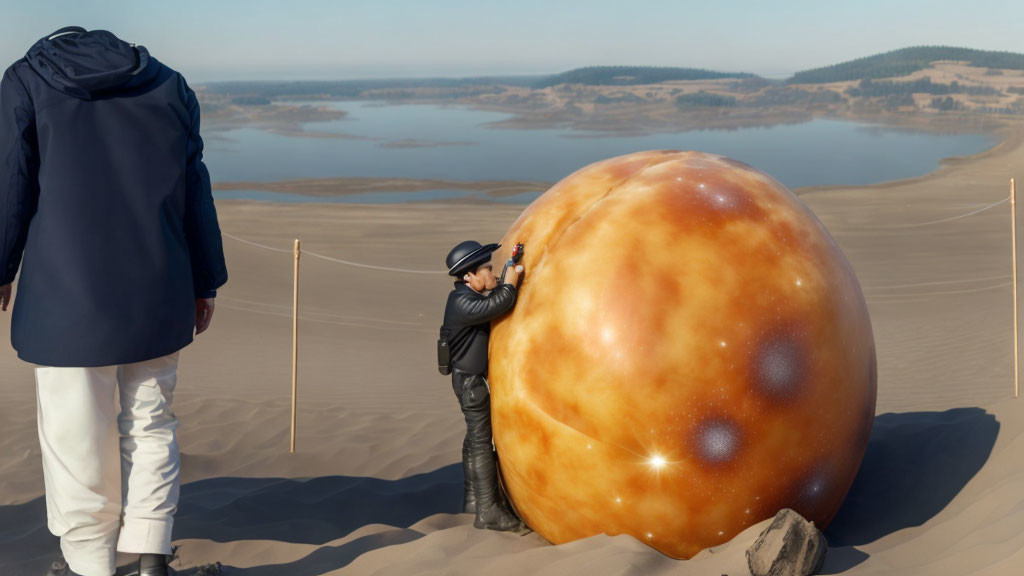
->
0;26;228;367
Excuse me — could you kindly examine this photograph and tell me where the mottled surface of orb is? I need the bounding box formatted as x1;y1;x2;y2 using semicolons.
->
488;151;876;559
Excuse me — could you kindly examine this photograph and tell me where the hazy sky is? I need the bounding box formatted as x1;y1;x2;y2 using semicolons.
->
2;0;1023;82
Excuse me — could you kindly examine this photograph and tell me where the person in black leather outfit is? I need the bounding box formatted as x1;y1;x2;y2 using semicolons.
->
442;240;524;532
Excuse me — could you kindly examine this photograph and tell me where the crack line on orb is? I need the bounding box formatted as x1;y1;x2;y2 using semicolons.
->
520;394;648;461
526;154;683;287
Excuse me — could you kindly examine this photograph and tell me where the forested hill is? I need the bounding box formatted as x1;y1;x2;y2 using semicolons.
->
789;46;1024;84
532;66;754;88
201;48;1024;99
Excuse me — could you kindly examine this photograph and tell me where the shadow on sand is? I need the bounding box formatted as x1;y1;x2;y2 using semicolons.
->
1;408;1000;575
820;406;999;573
172;463;464;574
0;464;464;576
174;462;463;544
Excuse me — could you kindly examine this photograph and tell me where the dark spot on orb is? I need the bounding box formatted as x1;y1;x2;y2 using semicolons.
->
791;467;833;518
693;417;742;465
751;328;808;401
801;475;827;503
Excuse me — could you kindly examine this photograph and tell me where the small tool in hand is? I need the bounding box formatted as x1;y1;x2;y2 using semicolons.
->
499;242;525;285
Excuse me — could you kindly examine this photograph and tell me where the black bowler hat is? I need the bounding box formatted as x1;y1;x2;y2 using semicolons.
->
446;240;500;277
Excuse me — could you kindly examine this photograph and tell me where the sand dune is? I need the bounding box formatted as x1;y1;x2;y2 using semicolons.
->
3;127;1024;574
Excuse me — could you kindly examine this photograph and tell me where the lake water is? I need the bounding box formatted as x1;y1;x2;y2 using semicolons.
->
206;101;996;203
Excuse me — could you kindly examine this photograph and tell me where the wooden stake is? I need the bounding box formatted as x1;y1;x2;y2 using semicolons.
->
291;239;301;452
1011;179;1019;399
1013;180;1019;399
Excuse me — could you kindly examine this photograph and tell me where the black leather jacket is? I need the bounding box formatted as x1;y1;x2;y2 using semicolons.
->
443;282;518;376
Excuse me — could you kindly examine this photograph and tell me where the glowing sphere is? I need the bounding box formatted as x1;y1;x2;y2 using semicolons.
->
489;151;876;559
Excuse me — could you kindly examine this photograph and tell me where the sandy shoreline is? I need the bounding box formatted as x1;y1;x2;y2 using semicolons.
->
797;121;1024;196
213;177;552;199
4;117;1024;574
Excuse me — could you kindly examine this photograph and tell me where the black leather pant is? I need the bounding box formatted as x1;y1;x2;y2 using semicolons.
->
451;368;501;510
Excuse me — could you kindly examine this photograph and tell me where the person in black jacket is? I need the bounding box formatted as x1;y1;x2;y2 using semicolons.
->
0;27;227;576
442;240;524;532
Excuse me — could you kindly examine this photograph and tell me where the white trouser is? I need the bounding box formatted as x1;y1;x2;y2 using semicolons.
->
35;350;181;576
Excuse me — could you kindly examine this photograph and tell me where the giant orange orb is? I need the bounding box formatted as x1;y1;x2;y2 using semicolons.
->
489;150;876;559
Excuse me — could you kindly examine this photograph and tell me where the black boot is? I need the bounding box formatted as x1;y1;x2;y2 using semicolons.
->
138;553;170;576
469;450;521;532
468;457;520;528
459;375;521;532
462;440;477;514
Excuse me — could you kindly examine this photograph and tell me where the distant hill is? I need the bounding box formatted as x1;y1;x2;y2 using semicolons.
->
532;66;754;88
789;46;1024;84
200;47;1024;103
202;76;543;98
202;67;756;99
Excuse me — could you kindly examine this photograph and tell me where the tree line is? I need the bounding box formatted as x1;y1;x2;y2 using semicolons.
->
846;77;1000;97
790;46;1024;84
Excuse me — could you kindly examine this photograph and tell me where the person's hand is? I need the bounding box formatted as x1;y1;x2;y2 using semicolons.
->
195;298;215;334
504;263;524;286
0;284;10;311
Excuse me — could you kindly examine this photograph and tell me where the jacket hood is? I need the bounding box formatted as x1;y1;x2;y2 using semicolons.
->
26;26;159;99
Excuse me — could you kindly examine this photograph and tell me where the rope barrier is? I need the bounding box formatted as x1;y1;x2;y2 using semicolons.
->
220;186;1017;311
866;280;1012;299
302;248;444;275
219;296;424;326
222;231;444;275
882;195;1010;228
221;232;294;254
217;301;433;334
226;193;1011;275
862;274;1011;291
